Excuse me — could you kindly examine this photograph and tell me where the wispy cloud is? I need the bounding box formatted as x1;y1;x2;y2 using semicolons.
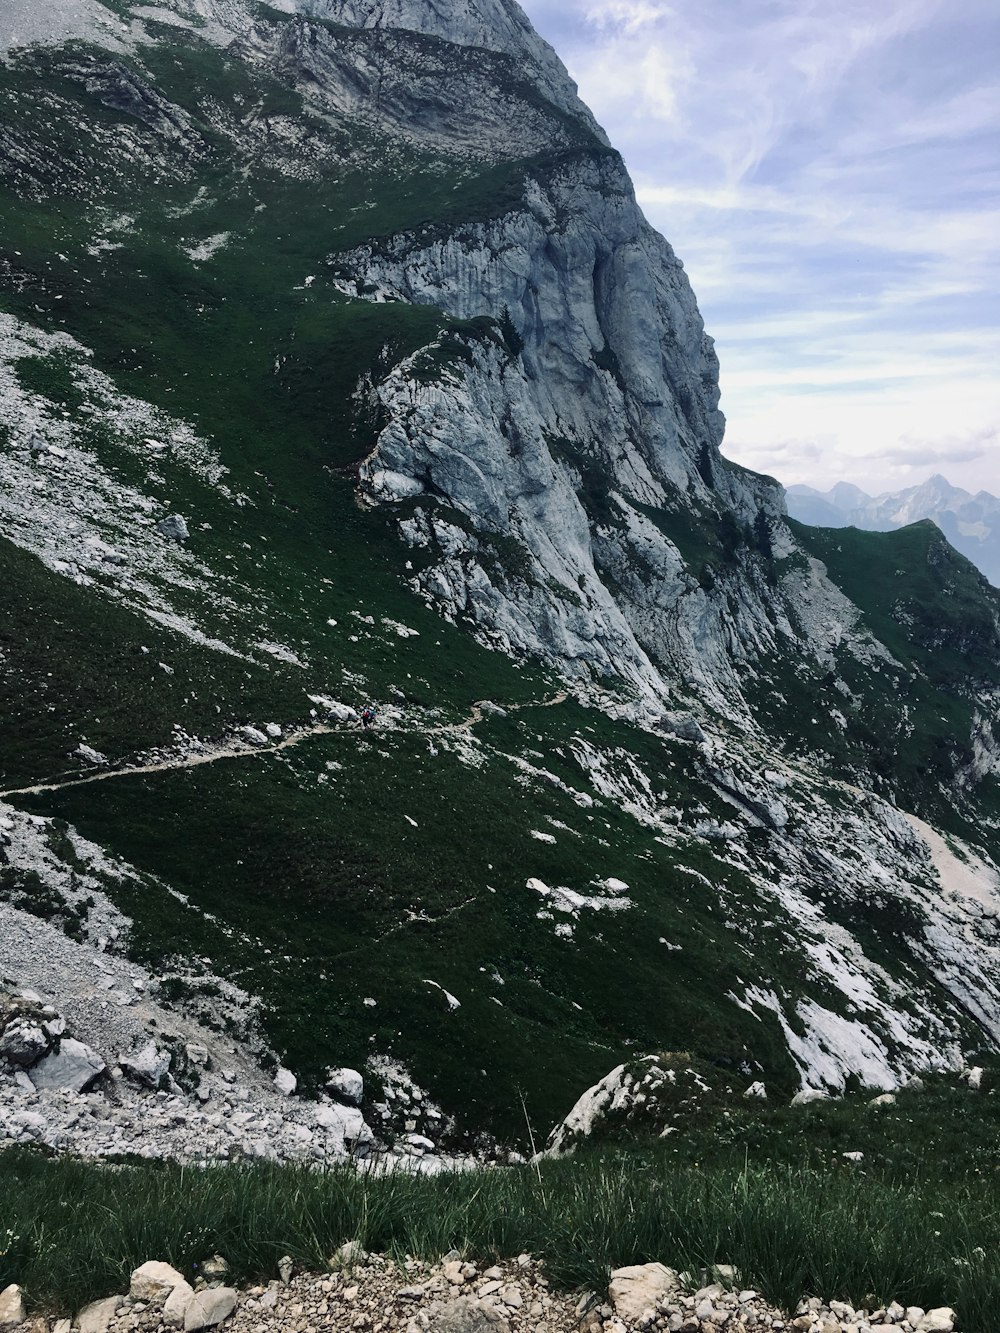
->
523;0;1000;494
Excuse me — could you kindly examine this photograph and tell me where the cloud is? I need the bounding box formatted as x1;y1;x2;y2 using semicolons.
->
582;0;676;31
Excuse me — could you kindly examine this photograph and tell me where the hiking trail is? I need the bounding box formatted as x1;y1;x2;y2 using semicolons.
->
0;693;570;801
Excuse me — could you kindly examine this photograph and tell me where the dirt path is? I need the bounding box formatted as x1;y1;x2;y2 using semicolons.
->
0;692;569;801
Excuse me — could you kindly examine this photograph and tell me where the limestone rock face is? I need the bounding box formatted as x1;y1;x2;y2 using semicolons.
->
268;0;604;139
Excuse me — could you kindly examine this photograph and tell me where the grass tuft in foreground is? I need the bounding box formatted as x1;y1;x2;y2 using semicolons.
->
2;1147;1000;1329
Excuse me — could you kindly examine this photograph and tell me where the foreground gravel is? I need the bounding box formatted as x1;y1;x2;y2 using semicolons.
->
0;1253;960;1333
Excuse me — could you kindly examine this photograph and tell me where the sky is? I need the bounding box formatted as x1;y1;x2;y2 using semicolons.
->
521;0;1000;498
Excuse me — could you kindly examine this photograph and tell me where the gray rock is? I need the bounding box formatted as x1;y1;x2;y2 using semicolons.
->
183;1289;237;1332
77;1296;120;1333
30;1038;105;1093
330;1240;368;1269
868;1093;896;1108
426;1297;511;1332
917;1309;956;1332
0;1285;24;1327
199;1256;230;1283
163;1282;195;1329
325;1067;364;1105
130;1261;187;1302
156;514;189;542
74;743;108;766
120;1040;171;1089
273;1067;296;1096
659;712;707;744
790;1089;831;1107
609;1265;680;1323
0;1019;50;1068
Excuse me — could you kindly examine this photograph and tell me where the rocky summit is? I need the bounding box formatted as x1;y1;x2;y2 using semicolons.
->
0;0;999;1171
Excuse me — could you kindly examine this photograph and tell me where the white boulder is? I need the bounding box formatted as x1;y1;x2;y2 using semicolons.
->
120;1040;171;1089
325;1067;364;1105
30;1038;105;1093
0;1020;50;1068
130;1262;187;1302
273;1067;297;1097
609;1264;679;1323
77;1296;120;1333
917;1309;956;1332
791;1088;831;1107
0;1285;25;1327
184;1288;237;1331
163;1282;195;1329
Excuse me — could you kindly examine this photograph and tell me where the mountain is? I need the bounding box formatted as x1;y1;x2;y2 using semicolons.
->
1;0;1000;1159
788;476;1000;587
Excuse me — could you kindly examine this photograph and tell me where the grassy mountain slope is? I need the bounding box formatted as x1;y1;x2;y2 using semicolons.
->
1;3;999;1148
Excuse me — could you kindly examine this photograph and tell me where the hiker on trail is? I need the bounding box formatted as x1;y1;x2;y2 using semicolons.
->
360;705;377;731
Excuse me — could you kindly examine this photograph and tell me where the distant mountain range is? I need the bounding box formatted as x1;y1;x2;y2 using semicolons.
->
786;475;1000;586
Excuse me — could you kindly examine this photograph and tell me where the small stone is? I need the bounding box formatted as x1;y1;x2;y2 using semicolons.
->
0;1286;25;1327
499;1287;522;1309
278;1257;294;1285
444;1262;466;1286
201;1257;230;1283
156;515;190;543
331;1241;368;1269
905;1311;925;1329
